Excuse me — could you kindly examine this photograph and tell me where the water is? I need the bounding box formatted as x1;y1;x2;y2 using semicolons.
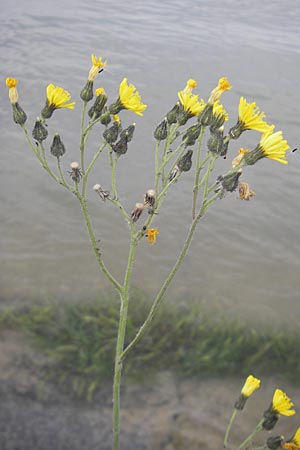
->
1;0;300;328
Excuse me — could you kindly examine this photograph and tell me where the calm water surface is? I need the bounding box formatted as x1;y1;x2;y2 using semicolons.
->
1;0;300;328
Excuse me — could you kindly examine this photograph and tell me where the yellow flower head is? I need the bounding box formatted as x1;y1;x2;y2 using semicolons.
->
95;87;106;96
213;101;229;121
281;428;300;450
41;84;75;119
271;389;295;416
118;78;147;116
241;375;261;398
88;54;107;81
183;78;198;94
6;77;19;104
292;429;300;447
208;77;232;105
259;130;290;164
145;228;159;244
238;97;272;133
178;91;206;117
46;84;75;109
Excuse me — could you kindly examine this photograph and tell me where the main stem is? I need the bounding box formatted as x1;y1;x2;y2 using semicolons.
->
113;230;137;450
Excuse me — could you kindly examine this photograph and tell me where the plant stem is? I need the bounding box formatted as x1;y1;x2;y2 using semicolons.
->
113;229;137;450
224;409;238;449
237;419;264;450
78;193;122;293
80;101;87;174
191;126;205;219
121;159;219;360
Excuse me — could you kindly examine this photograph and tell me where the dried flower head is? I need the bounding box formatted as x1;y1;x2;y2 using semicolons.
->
130;203;144;222
239;182;255;201
144;189;156;208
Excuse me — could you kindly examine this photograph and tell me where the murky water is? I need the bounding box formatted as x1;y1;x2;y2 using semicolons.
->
1;0;300;328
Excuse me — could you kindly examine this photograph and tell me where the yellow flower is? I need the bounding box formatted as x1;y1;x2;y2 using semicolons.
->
281;428;300;450
6;77;19;104
272;389;295;416
145;228;159;244
116;78;147;116
244;131;290;165
95;87;106;96
213;101;229;121
113;114;121;124
88;54;107;81
42;84;75;119
183;78;198;94
259;130;290;164
292;429;300;447
238;97;272;133
241;375;261;397
178;91;205;117
208;77;232;105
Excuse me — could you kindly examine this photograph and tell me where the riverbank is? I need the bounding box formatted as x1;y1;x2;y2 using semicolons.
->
0;296;299;449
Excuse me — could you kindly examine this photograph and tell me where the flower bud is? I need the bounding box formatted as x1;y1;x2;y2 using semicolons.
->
80;80;94;102
32;118;48;143
103;122;120;144
112;136;128;156
99;111;112;125
198;103;213;126
266;436;284;450
50;134;66;158
182;123;202;146
12;103;27;125
131;203;144;222
177;149;193;172
120;124;135;142
153;118;168;141
166;103;181;124
218;169;242;192
207;128;224;155
88;91;108;118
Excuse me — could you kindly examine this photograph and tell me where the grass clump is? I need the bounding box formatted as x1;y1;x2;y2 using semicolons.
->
1;291;300;399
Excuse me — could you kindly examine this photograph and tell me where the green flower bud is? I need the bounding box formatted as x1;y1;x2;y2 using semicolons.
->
32;118;48;143
177;111;190;126
112;136;128;156
80;80;94;102
88;92;108;118
207;128;224;155
100;111;112;125
12;102;27;125
177;149;193;172
266;436;284;450
166;103;181;124
153;118;168;141
50;134;66;158
182;123;202;146
198;103;213;126
120;124;135;142
218;169;242;192
103;122;120;144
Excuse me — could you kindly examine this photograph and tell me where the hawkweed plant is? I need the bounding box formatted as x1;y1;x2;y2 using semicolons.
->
6;55;294;450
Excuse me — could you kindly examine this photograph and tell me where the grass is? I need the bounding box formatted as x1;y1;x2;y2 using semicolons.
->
1;289;300;399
